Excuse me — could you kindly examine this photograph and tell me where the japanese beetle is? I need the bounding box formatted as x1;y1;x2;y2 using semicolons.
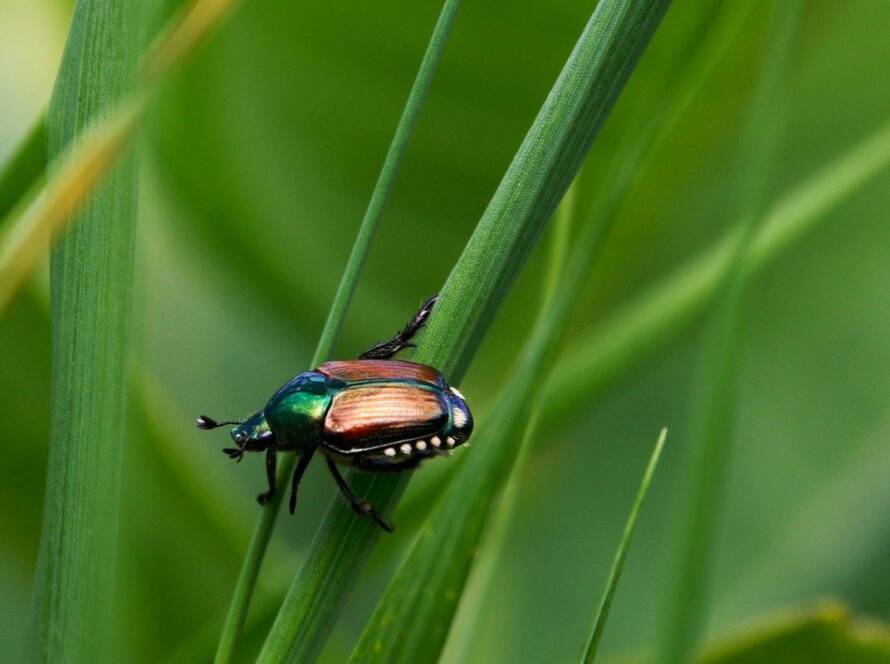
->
197;295;472;532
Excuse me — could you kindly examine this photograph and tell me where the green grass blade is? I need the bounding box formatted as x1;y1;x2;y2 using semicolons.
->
435;8;753;657
313;0;462;363
26;1;141;661
654;4;805;663
582;427;668;663
347;170;619;662
0;116;46;224
212;2;462;661
542;113;890;429
700;602;890;664
257;2;671;662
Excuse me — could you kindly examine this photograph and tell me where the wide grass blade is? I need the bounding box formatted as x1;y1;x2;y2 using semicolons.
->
654;3;805;663
26;1;141;662
257;3;673;661
212;2;463;661
582;428;668;663
542;114;890;429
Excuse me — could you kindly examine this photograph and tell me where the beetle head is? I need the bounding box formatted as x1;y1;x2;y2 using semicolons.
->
197;410;273;462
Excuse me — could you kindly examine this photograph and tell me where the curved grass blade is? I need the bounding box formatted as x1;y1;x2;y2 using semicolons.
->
542;114;890;429
0;116;46;225
26;0;141;661
212;2;463;661
257;2;672;662
654;4;806;663
582;427;668;663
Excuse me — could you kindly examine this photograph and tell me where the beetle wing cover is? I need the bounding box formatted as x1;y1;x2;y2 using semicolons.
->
317;360;444;387
324;384;447;451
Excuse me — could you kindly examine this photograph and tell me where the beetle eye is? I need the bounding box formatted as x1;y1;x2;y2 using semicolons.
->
234;432;247;444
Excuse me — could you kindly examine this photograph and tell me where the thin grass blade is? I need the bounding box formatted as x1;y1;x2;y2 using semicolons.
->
257;3;672;661
654;4;806;663
582;427;668;663
212;2;463;661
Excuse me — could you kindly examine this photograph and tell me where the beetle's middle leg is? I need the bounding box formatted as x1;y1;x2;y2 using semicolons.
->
257;447;277;505
288;448;315;514
359;294;438;360
324;456;394;532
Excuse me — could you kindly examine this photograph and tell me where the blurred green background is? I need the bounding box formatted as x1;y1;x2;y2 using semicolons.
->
2;0;890;661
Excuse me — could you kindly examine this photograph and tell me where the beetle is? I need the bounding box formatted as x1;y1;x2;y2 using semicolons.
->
196;295;472;532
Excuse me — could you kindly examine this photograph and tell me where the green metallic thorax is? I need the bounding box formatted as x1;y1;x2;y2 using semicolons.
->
262;372;343;450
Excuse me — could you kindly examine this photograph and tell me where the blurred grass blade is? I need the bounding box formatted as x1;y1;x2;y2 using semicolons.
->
141;0;240;83
720;411;890;619
543;113;890;428
0;117;47;224
582;427;667;663
0;99;142;312
655;4;805;664
258;2;671;662
0;0;243;313
26;0;141;661
213;2;462;661
699;602;890;663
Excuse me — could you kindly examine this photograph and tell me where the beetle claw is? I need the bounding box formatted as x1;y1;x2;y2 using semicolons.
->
223;447;244;462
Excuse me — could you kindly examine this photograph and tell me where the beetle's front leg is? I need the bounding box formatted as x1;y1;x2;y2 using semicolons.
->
257;447;277;504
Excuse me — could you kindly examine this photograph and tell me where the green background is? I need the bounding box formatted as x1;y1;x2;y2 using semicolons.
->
2;0;889;661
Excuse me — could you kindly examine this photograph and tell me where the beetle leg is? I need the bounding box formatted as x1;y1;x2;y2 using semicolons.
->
289;448;315;515
324;456;394;532
257;448;277;505
359;294;438;360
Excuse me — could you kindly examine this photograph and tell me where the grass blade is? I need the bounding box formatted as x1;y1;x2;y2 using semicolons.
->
25;0;141;661
439;7;753;657
582;427;668;663
0;116;46;224
542;114;890;429
654;4;805;663
212;2;463;661
347;176;633;662
253;4;674;661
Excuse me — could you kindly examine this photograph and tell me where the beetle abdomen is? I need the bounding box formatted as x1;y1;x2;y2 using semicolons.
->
324;384;448;450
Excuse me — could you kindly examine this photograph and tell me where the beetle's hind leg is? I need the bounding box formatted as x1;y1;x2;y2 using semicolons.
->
359;294;438;360
324;456;394;532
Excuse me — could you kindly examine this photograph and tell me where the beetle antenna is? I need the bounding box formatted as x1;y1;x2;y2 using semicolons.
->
196;415;243;430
